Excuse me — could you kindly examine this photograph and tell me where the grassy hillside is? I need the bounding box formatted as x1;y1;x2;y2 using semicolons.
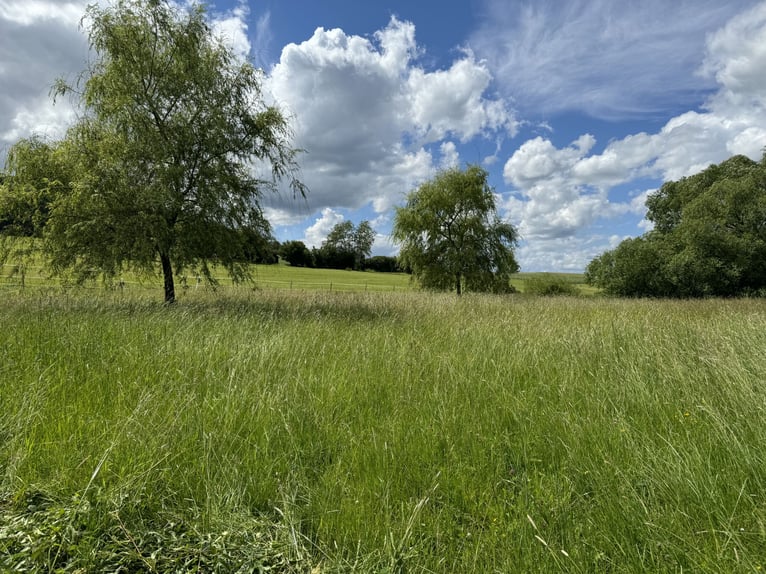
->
2;290;765;571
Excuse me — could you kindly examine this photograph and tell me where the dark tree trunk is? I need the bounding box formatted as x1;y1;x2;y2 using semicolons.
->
160;251;175;303
455;273;462;296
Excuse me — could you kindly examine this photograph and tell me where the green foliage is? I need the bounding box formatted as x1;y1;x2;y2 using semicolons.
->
0;137;70;238
324;220;355;252
313;243;356;270
587;154;766;297
585;235;676;297
240;226;280;265
523;273;579;296
364;255;401;273
35;0;304;302
279;239;313;267
0;138;74;283
317;220;376;270
393;165;519;295
353;220;375;267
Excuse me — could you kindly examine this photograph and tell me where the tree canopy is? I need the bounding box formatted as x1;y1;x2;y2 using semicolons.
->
0;138;70;239
392;165;518;295
316;220;375;270
279;240;313;267
586;154;766;297
1;0;304;302
0;138;73;280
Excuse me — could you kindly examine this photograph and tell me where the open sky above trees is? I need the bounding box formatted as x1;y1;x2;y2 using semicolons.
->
2;0;766;271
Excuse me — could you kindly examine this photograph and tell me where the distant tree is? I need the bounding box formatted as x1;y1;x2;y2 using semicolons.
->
324;220;355;252
353;220;375;269
0;138;73;282
280;240;313;267
587;154;766;297
392;165;519;295
256;239;281;265
365;255;401;273
240;216;279;264
30;0;304;302
317;219;375;270
313;244;355;270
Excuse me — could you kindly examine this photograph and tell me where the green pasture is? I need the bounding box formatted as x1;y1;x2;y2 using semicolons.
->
1;289;765;572
2;259;594;295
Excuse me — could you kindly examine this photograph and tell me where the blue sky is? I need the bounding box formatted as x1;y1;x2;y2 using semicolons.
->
2;1;766;271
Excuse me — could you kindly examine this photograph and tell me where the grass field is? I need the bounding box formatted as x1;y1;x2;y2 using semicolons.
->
2;261;591;295
2;287;765;572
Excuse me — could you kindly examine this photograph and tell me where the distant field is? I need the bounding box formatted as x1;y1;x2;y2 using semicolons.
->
2;289;765;572
2;261;593;295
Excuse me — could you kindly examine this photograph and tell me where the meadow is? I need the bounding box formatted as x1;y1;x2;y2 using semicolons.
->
1;261;591;294
1;279;765;572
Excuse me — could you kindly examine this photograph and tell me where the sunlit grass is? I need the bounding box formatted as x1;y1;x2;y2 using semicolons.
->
2;290;765;571
2;256;595;295
0;260;413;293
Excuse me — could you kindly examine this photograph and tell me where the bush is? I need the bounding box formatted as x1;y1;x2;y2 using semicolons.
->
523;274;580;296
364;255;401;273
279;240;313;267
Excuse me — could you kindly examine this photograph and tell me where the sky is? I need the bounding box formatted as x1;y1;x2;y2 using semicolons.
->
2;0;766;271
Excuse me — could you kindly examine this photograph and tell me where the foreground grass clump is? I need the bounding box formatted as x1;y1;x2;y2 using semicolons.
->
1;289;766;572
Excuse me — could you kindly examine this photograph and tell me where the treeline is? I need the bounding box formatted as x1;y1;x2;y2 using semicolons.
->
586;153;766;297
279;221;402;272
0;183;402;272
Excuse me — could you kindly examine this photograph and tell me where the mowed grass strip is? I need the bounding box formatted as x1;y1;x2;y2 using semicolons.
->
1;290;765;572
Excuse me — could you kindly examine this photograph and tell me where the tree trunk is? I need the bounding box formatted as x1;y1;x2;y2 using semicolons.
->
160;251;175;304
455;273;462;296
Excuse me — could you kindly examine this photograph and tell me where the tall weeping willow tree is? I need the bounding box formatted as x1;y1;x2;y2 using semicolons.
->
27;0;305;302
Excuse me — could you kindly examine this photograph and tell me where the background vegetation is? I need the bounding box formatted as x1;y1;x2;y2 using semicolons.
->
2;288;764;572
586;154;766;297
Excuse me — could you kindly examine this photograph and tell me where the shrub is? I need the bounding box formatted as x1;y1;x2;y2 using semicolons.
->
523;274;580;296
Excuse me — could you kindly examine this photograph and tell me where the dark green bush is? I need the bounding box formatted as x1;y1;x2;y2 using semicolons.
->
523;274;580;296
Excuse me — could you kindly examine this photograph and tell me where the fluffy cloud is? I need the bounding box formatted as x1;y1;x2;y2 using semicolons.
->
266;17;516;221
0;0;89;145
514;235;619;273
209;1;251;60
502;135;628;241
302;208;345;248
0;0;254;150
407;52;516;142
439;141;460;169
0;0;83;26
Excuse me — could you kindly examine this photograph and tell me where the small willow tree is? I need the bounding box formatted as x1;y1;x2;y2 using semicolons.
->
42;0;304;302
393;165;519;295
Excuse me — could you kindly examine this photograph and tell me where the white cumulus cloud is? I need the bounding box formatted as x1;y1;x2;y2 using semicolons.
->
266;17;516;220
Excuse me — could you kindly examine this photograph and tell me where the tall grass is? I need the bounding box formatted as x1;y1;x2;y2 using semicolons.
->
1;290;765;571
